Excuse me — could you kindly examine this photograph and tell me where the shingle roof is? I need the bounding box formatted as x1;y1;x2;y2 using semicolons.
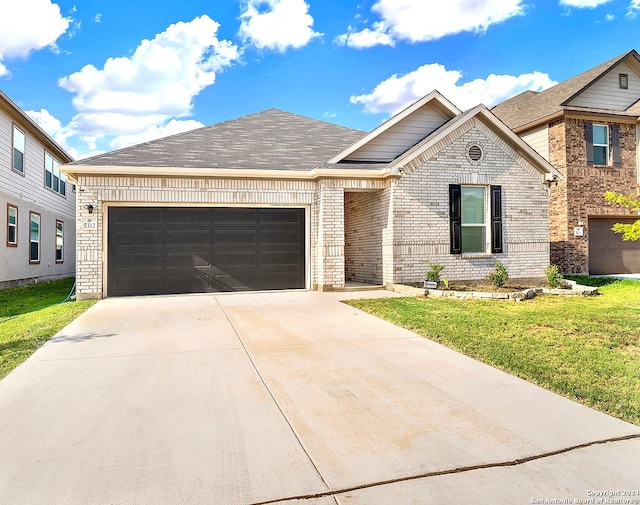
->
492;50;640;130
71;109;365;170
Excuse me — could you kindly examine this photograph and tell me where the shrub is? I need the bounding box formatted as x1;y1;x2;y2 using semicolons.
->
425;261;446;283
486;260;509;288
544;264;564;288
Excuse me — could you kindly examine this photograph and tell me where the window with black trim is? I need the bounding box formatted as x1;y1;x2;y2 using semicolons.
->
29;212;40;264
585;123;621;166
56;220;64;263
450;184;502;254
45;152;66;196
13;125;25;173
7;204;17;246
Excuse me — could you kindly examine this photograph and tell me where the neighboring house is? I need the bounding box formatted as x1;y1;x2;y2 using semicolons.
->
493;49;640;275
62;91;561;300
0;90;75;290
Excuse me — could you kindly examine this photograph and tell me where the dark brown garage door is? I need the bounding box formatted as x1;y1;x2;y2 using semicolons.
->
108;207;305;296
589;217;640;275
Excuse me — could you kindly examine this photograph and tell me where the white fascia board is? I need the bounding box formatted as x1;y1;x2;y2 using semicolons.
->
327;90;462;164
61;165;395;181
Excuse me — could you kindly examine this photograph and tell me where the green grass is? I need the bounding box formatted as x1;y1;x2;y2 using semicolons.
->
346;279;640;425
0;278;96;379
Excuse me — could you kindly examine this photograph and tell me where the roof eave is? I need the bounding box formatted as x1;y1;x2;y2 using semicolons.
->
61;165;398;183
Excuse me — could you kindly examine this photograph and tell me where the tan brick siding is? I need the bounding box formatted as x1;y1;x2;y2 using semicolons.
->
344;190;388;284
392;117;550;284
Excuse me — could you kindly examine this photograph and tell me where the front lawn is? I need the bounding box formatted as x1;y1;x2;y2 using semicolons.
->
0;278;96;379
345;278;640;425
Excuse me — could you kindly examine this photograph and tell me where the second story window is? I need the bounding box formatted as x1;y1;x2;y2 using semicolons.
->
45;152;66;196
592;124;609;166
13;125;25;173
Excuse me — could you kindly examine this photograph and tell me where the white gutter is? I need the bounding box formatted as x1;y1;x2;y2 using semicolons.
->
61;165;398;183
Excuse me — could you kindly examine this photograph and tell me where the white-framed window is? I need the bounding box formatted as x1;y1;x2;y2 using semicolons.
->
13;125;25;173
592;124;609;166
461;186;487;253
29;212;40;264
45;152;66;196
56;220;64;263
7;204;18;247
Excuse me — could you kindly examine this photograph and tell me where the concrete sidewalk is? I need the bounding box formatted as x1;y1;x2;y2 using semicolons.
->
0;290;638;504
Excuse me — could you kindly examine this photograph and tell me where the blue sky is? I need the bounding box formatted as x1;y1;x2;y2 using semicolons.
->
1;0;639;160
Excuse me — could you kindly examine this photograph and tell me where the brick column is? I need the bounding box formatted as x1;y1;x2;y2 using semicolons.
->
316;182;345;290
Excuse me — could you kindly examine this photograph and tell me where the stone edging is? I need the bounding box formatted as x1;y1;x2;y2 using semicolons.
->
392;280;598;301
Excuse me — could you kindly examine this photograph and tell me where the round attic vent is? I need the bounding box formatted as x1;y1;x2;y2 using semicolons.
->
466;143;484;164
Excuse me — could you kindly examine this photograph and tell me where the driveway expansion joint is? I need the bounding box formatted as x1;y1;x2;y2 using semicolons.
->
248;433;640;505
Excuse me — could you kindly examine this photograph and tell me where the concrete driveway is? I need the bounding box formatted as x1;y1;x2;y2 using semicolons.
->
1;290;638;505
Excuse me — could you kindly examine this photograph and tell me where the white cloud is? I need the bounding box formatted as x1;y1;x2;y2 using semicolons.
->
0;0;71;76
628;0;640;17
350;63;558;114
239;0;321;52
335;24;395;49
559;0;612;7
54;15;239;156
336;0;524;48
95;13;102;23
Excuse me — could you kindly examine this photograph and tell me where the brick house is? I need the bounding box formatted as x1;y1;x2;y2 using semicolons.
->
493;50;640;275
62;91;561;299
1;90;75;289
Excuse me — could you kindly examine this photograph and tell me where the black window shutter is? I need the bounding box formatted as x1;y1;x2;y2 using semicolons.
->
585;122;594;165
449;184;462;254
490;185;503;254
612;124;621;166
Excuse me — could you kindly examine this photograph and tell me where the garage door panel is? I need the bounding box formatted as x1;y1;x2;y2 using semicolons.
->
108;207;305;296
214;230;257;244
165;208;211;223
165;253;211;268
113;231;162;246
214;252;257;267
116;254;162;270
165;229;211;246
117;209;163;223
215;209;258;223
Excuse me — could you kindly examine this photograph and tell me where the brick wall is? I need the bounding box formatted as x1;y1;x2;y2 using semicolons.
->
75;176;318;299
391;117;551;284
548;117;638;273
344;190;389;284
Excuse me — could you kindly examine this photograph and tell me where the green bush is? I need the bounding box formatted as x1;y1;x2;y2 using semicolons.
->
544;264;564;288
425;261;446;283
486;260;509;288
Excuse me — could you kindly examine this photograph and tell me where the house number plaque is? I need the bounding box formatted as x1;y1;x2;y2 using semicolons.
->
81;217;97;232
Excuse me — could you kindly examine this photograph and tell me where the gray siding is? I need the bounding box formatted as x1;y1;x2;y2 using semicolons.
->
345;105;449;162
0;106;76;287
522;125;550;161
567;62;640;111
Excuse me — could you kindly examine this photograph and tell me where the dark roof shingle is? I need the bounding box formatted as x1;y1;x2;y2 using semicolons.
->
71;109;365;170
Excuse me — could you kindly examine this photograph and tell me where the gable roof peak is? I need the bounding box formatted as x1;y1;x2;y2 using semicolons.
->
492;49;640;130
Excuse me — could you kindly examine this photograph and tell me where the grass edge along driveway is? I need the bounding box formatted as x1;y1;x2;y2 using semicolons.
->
0;278;97;380
345;277;640;426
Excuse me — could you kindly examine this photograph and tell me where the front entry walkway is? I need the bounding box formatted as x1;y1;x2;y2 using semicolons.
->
0;291;638;504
